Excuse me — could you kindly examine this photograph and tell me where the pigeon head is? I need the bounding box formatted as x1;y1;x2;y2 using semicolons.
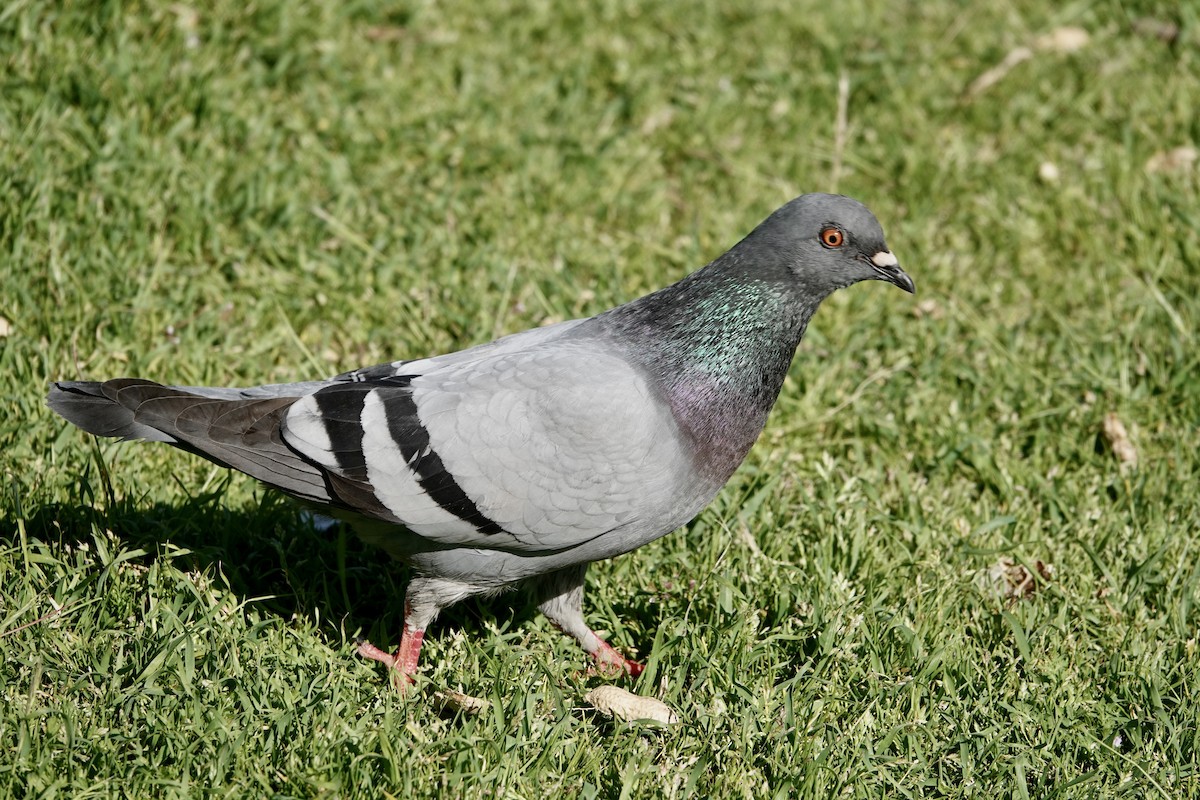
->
740;193;915;297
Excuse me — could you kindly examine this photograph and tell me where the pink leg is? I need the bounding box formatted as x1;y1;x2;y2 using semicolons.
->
357;623;425;681
355;576;477;687
355;638;397;668
532;565;644;679
591;635;644;678
357;598;428;689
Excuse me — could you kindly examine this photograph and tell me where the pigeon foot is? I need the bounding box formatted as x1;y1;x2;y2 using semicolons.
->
357;624;424;689
591;639;644;678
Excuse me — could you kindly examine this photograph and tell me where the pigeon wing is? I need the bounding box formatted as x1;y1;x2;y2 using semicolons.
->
282;341;692;553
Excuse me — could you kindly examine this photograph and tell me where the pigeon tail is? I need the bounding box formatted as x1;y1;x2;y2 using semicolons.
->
49;380;179;443
48;379;332;504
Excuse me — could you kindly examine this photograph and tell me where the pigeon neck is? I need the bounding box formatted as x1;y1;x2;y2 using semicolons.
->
601;258;821;479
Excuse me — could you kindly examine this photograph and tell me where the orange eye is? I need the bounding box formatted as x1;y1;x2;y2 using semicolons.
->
820;227;844;248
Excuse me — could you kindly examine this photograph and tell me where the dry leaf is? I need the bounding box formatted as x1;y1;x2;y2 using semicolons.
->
968;27;1089;98
586;686;678;725
169;4;198;32
1132;17;1180;44
1145;146;1198;175
169;4;200;48
0;316;11;337
435;689;491;715
640;106;675;135
1038;162;1060;183
983;557;1055;601
912;298;943;319
1101;412;1138;469
966;47;1032;97
1034;27;1090;53
364;26;408;42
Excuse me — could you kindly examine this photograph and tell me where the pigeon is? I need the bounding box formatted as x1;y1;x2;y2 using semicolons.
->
48;193;914;684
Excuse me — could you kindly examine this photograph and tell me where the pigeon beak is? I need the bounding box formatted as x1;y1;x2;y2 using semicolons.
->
870;251;915;294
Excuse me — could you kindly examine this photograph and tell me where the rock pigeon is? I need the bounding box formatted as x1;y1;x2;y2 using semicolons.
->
48;193;914;684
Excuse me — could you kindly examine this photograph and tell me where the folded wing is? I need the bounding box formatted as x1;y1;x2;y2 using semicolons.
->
50;330;690;556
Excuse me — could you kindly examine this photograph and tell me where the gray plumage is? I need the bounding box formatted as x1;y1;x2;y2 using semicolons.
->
48;193;914;682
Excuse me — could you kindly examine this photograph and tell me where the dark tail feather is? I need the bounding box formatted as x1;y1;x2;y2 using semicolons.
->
48;380;177;442
48;379;332;503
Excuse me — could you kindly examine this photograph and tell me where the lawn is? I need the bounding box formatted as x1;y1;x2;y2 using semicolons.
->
2;0;1198;797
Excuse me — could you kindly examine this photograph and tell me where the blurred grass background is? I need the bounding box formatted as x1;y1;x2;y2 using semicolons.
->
2;0;1198;797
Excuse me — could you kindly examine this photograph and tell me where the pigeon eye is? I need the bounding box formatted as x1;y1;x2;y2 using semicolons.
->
819;227;845;248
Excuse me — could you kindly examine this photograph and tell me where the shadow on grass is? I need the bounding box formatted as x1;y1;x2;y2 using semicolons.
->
6;481;657;662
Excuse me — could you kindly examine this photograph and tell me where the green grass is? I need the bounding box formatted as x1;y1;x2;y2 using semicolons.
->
3;0;1199;796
